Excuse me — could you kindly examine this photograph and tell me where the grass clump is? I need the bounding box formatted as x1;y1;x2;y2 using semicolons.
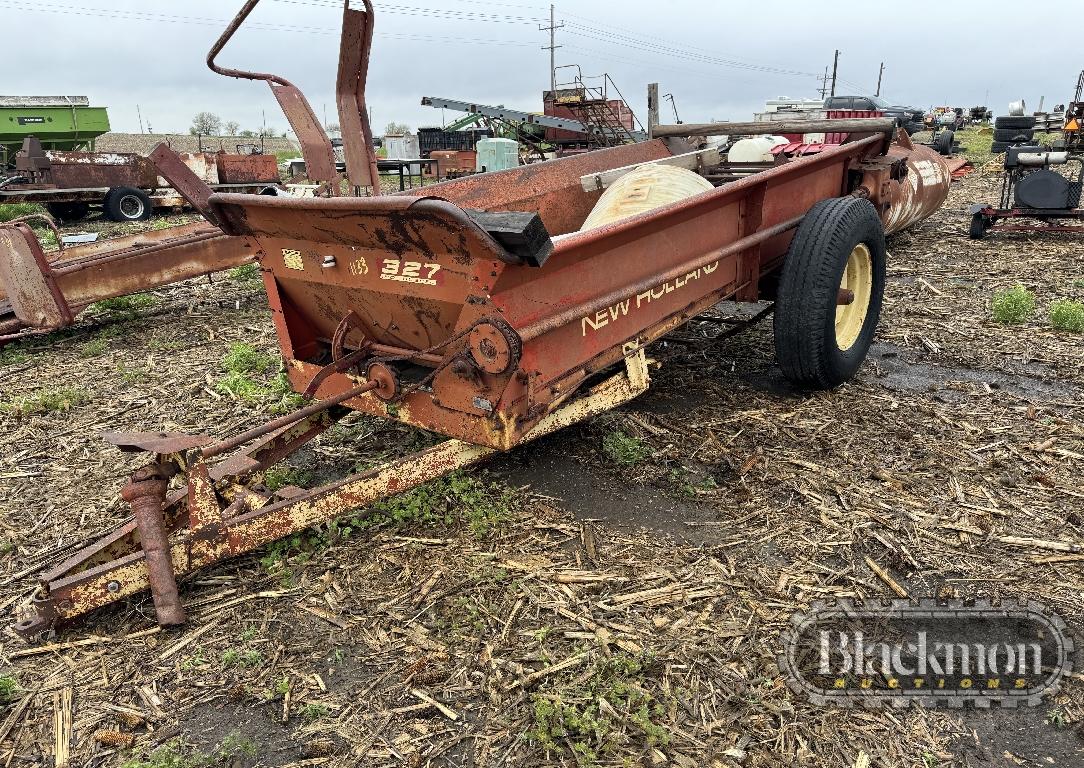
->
601;430;651;466
991;286;1036;325
1;387;90;417
229;263;263;283
369;471;518;538
0;675;19;705
0;203;43;223
262;464;315;492
300;702;330;722
1050;300;1084;332
215;342;303;413
526;654;670;764
258;472;518;583
0;345;30;367
91;293;160;316
222;648;263;669
122;731;256;768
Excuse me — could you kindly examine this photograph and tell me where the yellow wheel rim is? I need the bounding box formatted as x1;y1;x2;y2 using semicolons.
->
835;243;873;351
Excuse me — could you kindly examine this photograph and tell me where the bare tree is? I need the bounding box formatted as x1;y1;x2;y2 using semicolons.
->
325;122;341;137
190;112;222;136
384;121;409;135
224;120;240;136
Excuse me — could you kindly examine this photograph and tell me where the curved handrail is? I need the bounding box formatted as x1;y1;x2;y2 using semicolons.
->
206;0;294;88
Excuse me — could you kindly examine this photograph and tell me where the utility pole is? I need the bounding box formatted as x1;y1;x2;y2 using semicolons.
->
829;49;839;97
136;104;145;134
875;62;884;97
818;66;829;99
647;83;659;138
539;4;564;96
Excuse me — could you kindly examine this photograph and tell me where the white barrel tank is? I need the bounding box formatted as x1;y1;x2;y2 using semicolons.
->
580;163;714;231
728;135;789;163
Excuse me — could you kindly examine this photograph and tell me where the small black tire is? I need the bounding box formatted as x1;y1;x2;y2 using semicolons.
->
994;116;1036;130
969;213;987;240
45;201;90;222
990;141;1011;154
934;130;955;156
103;186;152;222
993;128;1034;142
773;197;886;389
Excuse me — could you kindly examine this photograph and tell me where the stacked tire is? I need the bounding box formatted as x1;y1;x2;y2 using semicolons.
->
990;115;1036;154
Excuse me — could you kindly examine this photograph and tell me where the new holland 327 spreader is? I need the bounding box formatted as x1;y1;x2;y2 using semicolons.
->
12;0;951;638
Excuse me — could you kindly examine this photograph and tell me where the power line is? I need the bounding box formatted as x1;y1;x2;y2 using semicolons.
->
0;0;539;43
7;0;823;88
561;13;818;77
562;45;774;88
276;0;821;80
563;25;817;77
271;0;547;23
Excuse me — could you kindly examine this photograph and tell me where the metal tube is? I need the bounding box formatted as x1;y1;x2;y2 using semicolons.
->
50;230;222;275
519;214;804;342
206;0;292;87
201;379;378;459
652;118;897;139
368;342;443;366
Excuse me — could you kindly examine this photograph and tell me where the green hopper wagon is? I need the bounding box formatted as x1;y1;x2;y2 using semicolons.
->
0;96;110;168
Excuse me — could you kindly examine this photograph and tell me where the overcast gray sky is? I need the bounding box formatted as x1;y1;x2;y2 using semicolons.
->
3;0;1080;137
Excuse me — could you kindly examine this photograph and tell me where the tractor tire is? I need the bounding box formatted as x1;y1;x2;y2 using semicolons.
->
969;212;988;240
994;116;1036;130
993;128;1034;142
990;141;1012;154
773;196;886;389
45;201;90;222
934;130;955;156
103;187;152;222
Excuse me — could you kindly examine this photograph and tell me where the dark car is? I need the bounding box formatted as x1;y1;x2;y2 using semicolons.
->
823;95;924;134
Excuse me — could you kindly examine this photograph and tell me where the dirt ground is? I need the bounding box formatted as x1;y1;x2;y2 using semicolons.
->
1;135;1083;767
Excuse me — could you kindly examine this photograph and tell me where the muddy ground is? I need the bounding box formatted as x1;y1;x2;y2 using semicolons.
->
0;136;1083;767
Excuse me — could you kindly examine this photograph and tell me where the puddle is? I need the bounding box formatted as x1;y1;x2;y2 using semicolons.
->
869;342;1081;402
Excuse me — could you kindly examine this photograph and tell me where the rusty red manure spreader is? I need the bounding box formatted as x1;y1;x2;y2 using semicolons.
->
11;2;952;639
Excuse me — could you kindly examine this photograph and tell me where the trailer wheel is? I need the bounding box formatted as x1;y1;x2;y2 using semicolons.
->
45;201;90;222
969;213;988;240
934;129;955;156
773;197;886;389
104;187;152;222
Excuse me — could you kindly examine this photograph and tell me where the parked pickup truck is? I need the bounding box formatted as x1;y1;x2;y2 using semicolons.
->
823;95;924;134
